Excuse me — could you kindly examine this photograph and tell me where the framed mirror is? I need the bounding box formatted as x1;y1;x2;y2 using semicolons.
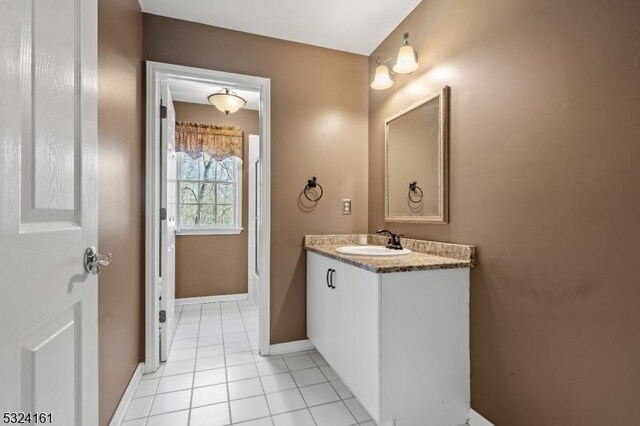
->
385;86;449;223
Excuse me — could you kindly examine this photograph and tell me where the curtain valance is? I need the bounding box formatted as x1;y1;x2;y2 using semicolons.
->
175;121;243;160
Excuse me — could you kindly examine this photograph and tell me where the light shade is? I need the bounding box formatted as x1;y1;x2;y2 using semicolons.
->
392;34;419;74
371;64;393;90
208;88;246;115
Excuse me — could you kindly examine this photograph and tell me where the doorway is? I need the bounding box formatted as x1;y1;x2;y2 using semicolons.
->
145;62;271;373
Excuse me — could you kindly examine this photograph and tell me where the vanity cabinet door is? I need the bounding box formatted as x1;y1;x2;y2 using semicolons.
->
332;264;381;422
307;252;334;364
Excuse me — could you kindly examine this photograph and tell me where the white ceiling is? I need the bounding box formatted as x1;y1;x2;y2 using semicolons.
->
168;79;261;111
139;0;423;55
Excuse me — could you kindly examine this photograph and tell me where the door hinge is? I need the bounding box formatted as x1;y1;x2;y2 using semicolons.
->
159;309;166;323
160;105;167;119
160;207;167;220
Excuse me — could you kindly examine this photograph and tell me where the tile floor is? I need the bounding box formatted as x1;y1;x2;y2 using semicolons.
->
123;300;374;425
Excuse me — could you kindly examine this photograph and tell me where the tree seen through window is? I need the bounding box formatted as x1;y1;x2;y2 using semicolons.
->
178;152;238;228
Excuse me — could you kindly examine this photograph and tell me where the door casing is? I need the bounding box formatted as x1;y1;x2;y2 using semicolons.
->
248;134;261;304
144;61;272;372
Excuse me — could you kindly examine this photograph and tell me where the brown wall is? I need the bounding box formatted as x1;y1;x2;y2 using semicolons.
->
369;0;640;424
144;15;369;343
173;102;258;298
98;0;143;424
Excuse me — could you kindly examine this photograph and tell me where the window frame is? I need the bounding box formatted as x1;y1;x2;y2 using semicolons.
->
175;153;243;235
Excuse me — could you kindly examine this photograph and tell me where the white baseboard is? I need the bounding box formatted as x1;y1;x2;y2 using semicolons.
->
109;362;145;426
175;293;248;305
468;408;494;426
270;339;315;355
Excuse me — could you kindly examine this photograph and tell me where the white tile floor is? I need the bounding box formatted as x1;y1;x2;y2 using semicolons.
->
124;300;374;426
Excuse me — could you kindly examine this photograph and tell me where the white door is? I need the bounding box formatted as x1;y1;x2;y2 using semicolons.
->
0;0;99;424
248;135;260;302
159;81;177;361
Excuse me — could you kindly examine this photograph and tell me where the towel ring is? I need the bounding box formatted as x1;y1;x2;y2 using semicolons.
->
304;177;323;202
408;181;423;203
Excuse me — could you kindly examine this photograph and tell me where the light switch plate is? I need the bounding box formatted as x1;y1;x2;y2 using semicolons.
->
341;199;352;215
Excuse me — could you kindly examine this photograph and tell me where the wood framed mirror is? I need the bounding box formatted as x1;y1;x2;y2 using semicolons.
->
385;86;449;223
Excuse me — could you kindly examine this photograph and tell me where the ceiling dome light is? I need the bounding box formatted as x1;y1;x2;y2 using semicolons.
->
207;88;246;115
371;64;393;90
392;33;419;74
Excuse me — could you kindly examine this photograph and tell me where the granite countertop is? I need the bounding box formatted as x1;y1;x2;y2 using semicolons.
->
304;235;476;274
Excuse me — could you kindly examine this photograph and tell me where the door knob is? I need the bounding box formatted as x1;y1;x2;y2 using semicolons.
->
84;247;112;275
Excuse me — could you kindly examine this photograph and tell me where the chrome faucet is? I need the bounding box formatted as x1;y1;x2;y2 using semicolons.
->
376;229;404;250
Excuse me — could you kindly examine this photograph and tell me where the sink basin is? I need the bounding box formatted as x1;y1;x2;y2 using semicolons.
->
335;245;412;257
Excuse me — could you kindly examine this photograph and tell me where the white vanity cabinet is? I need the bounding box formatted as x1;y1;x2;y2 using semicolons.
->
307;252;381;416
307;251;471;426
306;251;335;360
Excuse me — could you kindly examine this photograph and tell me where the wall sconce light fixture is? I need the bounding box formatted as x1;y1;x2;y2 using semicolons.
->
371;62;394;90
371;32;419;90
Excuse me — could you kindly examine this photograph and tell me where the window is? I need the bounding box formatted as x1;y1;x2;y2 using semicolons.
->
177;152;242;234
